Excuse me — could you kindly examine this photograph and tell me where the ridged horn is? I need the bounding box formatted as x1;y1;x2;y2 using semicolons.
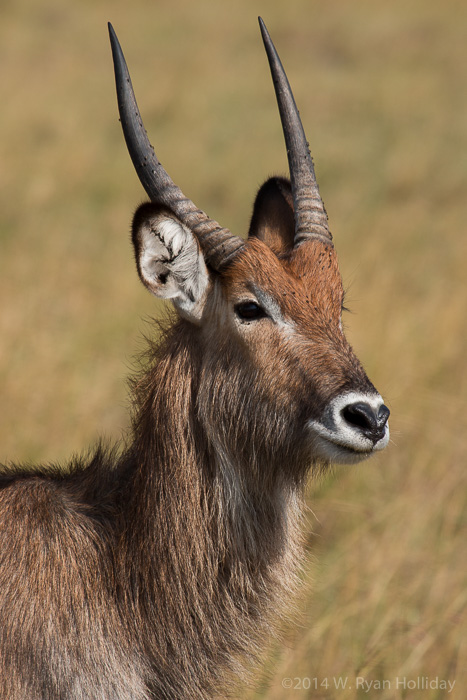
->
108;23;245;270
259;18;332;245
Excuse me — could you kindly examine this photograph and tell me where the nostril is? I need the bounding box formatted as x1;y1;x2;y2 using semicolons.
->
342;402;378;432
342;401;389;443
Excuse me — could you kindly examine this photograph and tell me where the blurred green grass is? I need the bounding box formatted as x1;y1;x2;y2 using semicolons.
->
0;0;466;697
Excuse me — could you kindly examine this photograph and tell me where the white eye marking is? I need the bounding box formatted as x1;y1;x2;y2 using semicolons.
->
247;286;296;334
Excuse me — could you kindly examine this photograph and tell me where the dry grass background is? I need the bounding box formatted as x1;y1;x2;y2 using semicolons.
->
0;0;466;698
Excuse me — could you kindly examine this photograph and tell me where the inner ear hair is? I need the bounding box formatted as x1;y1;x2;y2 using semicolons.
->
131;202;210;321
131;202;178;259
248;176;295;255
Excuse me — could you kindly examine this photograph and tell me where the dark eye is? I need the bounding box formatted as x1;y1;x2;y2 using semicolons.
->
234;301;266;321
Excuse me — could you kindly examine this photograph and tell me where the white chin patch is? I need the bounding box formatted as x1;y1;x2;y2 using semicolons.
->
307;391;390;465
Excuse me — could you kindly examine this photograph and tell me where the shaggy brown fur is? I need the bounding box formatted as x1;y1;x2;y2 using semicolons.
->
0;178;382;698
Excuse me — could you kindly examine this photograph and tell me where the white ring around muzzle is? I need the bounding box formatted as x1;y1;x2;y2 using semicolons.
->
307;391;390;464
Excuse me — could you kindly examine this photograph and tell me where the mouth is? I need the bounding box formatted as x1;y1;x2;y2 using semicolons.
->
308;428;389;465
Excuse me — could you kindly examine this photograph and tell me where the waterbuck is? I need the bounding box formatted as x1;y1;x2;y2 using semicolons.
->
0;18;389;700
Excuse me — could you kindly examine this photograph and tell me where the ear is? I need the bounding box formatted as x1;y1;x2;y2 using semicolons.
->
132;203;210;321
248;177;295;255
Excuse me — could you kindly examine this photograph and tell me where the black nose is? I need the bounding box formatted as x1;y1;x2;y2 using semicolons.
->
342;402;390;443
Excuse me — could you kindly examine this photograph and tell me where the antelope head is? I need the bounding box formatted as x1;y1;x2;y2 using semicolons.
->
109;19;389;476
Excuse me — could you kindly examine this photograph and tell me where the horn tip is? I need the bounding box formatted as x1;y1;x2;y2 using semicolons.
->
108;22;121;58
258;17;270;42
